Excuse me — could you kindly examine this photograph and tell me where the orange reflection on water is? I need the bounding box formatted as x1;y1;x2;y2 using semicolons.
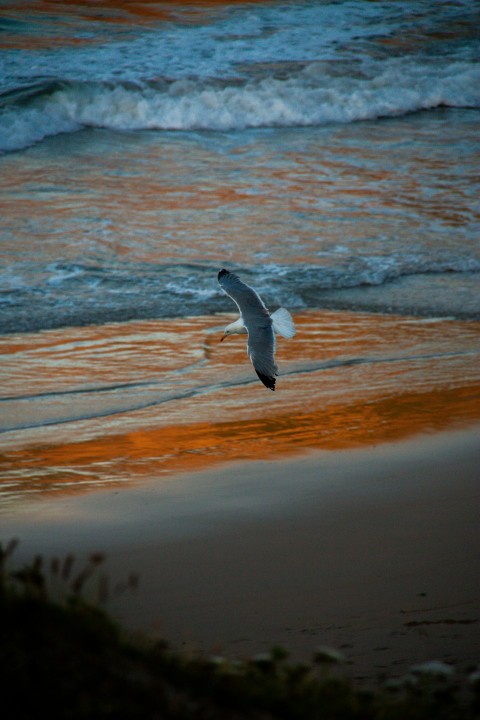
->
1;310;479;506
1;383;479;502
0;0;277;49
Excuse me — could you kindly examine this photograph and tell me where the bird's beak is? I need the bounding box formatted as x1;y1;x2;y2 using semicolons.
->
220;335;225;342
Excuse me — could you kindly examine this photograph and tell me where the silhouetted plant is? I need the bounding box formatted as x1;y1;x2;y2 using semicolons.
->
1;540;478;720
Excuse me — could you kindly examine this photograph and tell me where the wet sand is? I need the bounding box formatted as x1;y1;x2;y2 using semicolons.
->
3;427;479;682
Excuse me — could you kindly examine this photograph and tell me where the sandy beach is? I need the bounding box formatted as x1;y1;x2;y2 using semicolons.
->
2;308;480;684
3;426;479;683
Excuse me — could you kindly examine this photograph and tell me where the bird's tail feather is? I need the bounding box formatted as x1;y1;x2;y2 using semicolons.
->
271;308;296;339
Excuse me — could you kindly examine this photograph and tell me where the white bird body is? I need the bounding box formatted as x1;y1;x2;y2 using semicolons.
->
218;268;295;390
222;317;248;337
223;309;295;340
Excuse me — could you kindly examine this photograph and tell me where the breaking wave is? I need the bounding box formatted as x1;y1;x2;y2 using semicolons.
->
1;57;479;152
1;255;479;334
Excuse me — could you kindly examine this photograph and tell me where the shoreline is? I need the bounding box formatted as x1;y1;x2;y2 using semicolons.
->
2;308;479;509
4;426;479;681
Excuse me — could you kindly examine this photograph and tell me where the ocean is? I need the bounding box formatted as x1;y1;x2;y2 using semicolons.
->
1;0;479;506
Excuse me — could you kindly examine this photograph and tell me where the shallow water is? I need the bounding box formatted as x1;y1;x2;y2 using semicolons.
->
1;0;479;333
1;110;479;334
1;1;479;509
1;310;479;508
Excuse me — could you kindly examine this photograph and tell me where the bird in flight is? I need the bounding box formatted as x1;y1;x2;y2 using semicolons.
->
217;268;295;390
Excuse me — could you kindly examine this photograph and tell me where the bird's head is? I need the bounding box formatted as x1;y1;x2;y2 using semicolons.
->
220;319;246;341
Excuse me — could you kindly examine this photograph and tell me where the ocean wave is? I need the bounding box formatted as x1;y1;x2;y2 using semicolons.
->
1;255;479;334
254;255;480;310
1;57;479;152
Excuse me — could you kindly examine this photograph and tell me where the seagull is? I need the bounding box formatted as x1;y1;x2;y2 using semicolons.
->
217;268;295;390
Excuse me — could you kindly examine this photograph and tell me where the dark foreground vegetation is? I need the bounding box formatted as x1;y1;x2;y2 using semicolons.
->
1;541;479;720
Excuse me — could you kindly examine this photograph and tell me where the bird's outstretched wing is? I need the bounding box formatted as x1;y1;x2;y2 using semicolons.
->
218;269;278;390
218;268;269;321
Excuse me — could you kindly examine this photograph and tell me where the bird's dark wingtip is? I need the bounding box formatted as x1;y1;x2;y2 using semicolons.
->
218;268;229;280
256;371;276;391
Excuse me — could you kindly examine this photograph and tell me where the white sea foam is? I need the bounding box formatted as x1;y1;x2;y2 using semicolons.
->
1;57;479;152
2;251;479;334
1;0;479;152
